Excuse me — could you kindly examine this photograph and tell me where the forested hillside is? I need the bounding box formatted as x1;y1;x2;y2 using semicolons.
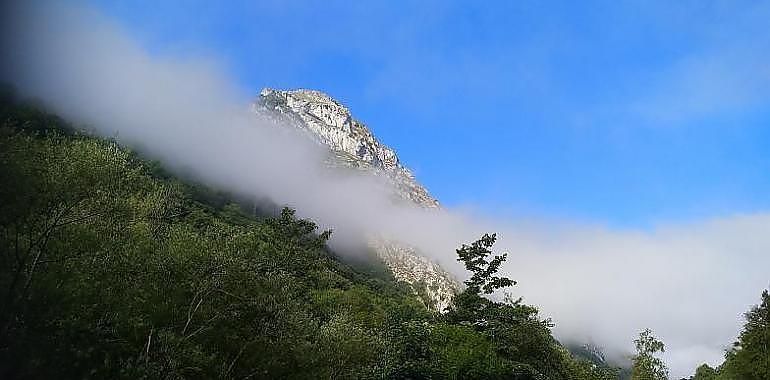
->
0;92;619;379
1;92;766;379
687;289;769;380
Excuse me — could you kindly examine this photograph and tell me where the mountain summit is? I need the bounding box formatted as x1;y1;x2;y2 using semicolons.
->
254;88;458;310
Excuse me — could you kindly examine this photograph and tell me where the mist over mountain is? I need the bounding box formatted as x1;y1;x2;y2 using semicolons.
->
253;87;458;311
2;2;770;378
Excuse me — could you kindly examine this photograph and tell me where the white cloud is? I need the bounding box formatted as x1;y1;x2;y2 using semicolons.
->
493;215;770;376
3;2;769;378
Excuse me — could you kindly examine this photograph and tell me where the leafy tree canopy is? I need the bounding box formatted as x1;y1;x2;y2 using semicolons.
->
631;329;668;380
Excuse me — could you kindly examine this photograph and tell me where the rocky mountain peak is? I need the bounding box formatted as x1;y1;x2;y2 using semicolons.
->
253;88;458;311
257;88;439;208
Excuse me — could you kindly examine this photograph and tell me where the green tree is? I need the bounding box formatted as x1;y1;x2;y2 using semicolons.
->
690;363;718;380
631;329;668;380
456;233;515;295
445;234;615;380
720;289;769;380
0;131;142;342
445;233;517;326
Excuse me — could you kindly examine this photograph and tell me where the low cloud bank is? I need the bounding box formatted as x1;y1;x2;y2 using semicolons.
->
3;2;769;377
494;215;770;373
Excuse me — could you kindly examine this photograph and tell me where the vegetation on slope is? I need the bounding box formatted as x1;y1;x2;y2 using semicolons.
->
687;289;769;380
8;91;767;379
0;92;628;379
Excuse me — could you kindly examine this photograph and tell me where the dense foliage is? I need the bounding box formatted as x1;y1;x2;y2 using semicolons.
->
3;92;725;380
688;289;769;380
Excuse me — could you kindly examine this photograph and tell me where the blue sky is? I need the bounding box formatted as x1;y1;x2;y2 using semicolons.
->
88;0;770;227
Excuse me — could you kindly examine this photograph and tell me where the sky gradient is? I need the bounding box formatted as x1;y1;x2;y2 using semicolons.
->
88;0;770;228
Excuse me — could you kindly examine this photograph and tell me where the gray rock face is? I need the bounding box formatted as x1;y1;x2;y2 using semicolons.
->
253;88;458;311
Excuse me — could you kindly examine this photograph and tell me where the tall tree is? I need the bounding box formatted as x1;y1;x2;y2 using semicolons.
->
446;234;618;380
456;233;515;295
631;329;668;380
